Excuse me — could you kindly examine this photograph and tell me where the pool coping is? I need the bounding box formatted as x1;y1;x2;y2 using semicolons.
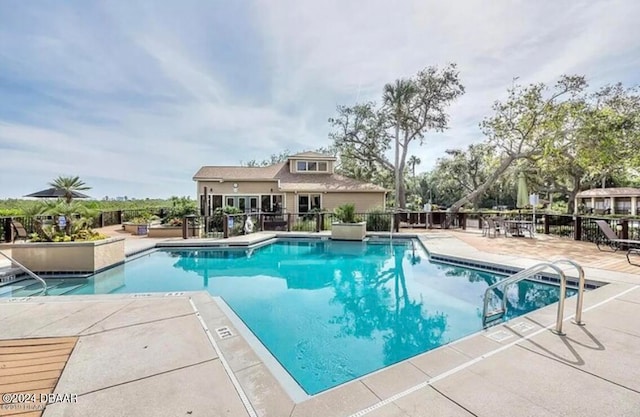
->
2;232;639;417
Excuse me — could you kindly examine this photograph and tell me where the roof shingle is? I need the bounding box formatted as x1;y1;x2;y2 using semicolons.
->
576;187;640;198
193;161;387;192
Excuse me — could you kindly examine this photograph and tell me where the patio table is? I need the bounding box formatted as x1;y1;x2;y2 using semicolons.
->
503;220;534;238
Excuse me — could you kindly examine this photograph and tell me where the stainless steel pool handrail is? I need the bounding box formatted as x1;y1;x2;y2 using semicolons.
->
482;262;563;320
482;261;585;335
552;259;586;326
0;251;47;295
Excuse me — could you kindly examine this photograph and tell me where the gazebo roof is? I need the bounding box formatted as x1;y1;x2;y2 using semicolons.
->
576;187;640;198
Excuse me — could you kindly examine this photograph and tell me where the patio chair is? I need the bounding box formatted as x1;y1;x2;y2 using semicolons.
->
482;218;497;238
594;220;640;252
494;217;511;237
11;220;28;243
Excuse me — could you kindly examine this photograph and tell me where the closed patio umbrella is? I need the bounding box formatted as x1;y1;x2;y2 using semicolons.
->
516;172;529;209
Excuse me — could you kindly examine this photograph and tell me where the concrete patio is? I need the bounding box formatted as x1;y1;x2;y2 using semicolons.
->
1;228;639;416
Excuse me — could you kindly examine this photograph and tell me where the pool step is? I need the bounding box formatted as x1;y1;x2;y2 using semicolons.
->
0;266;25;285
0;279;44;297
483;308;505;326
0;279;87;298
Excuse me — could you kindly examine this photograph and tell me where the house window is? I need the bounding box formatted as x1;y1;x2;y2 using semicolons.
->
296;160;329;172
261;195;271;211
273;194;283;212
260;194;284;212
298;195;309;213
225;196;262;212
298;194;321;213
615;198;631;214
199;194;223;216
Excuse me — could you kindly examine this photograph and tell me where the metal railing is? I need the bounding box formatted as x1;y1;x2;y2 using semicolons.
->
0;251;47;295
482;259;585;335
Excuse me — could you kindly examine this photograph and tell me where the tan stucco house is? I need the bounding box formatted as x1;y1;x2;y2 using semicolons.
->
575;187;640;215
193;152;387;215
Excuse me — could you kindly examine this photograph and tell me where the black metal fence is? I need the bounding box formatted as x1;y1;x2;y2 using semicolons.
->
473;212;640;245
3;207;639;244
1;207;171;242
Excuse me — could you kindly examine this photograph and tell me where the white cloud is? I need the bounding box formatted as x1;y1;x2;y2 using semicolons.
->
0;0;638;198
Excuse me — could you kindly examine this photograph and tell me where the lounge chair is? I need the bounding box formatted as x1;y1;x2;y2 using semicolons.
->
11;220;28;243
594;220;640;253
627;249;640;266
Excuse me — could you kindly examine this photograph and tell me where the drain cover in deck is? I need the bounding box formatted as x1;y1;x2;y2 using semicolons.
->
486;330;513;342
214;326;234;339
510;322;536;333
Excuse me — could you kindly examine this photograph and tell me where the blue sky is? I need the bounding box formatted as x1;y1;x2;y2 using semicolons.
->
1;0;639;199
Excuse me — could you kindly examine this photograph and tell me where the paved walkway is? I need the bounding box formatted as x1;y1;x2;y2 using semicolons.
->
0;229;639;416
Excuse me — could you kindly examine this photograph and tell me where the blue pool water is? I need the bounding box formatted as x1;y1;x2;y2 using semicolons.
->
2;239;574;394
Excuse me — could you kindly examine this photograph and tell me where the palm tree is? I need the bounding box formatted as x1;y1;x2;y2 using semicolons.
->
407;155;421;180
49;176;91;203
383;79;416;209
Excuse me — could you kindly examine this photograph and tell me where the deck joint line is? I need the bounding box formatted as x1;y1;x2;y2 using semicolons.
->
188;297;258;417
346;284;640;417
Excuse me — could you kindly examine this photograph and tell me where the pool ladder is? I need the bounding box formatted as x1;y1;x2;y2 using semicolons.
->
482;259;585;335
0;251;47;296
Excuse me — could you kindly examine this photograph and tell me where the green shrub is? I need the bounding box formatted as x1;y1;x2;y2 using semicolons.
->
129;216;151;224
164;196;197;220
28;228;108;242
334;203;356;223
366;208;391;231
210;206;243;231
292;220;315;231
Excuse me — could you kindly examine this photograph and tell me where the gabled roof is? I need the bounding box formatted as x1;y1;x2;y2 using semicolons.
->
576;187;640;198
288;151;337;161
192;163;285;181
272;164;386;192
193;161;387;192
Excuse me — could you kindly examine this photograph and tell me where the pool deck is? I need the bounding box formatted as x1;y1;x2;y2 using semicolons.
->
1;228;639;416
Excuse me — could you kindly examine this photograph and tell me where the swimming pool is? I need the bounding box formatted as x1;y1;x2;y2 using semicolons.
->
0;239;575;394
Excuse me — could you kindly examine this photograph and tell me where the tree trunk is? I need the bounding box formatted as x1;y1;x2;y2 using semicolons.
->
567;176;581;214
449;155;516;213
398;135;410;209
394;124;400;209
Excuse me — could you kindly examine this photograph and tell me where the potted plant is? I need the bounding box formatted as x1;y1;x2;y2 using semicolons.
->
331;203;366;240
11;177;125;273
148;196;197;238
123;213;153;235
